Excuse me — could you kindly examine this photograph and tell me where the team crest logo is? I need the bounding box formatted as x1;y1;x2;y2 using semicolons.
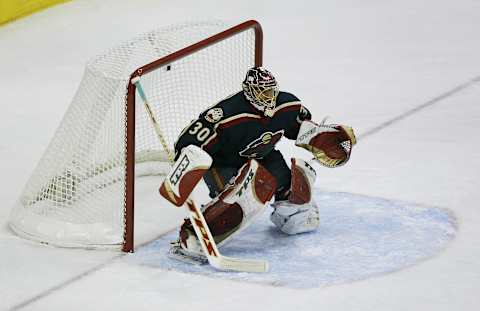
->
239;130;284;159
204;108;223;123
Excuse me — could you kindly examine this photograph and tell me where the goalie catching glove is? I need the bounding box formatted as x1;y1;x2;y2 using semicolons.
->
295;120;356;168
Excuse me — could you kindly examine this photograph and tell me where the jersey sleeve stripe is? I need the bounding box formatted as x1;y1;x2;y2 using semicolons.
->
216;113;262;130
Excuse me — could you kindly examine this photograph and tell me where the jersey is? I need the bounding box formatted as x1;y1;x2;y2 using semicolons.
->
174;90;312;170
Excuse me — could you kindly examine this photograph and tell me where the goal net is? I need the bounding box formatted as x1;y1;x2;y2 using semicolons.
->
9;20;262;252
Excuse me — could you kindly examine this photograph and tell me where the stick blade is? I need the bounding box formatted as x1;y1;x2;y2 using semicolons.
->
210;256;269;273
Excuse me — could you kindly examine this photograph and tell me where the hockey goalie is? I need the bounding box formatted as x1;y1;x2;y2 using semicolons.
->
160;67;356;265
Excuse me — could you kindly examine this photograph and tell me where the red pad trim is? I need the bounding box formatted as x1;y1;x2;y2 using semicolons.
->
310;127;349;159
254;164;277;203
159;168;208;207
288;159;311;204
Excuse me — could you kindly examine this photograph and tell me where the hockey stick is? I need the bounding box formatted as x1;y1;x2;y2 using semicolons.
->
131;77;268;273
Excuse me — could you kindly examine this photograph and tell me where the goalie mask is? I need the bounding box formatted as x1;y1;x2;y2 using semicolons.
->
242;67;279;117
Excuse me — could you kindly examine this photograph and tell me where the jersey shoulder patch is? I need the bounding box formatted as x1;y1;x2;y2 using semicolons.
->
204;107;224;123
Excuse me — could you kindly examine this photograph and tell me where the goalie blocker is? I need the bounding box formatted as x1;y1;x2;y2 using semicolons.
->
159;145;212;207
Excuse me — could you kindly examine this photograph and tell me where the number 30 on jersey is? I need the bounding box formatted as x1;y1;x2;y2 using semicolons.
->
188;121;211;142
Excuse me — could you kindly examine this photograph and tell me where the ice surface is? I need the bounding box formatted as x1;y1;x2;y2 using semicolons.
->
132;191;456;288
1;0;480;310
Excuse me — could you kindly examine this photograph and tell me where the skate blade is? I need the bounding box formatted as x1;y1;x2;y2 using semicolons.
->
167;245;208;266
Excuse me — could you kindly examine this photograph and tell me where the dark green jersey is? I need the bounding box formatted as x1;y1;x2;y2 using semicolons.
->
174;91;311;169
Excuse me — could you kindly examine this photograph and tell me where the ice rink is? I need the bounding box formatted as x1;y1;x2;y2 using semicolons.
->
1;0;480;310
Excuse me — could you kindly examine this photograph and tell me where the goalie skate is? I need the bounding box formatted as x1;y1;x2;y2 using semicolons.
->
167;220;208;265
167;241;208;266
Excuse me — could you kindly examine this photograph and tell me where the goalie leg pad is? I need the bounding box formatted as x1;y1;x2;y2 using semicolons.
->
270;158;319;234
176;159;277;254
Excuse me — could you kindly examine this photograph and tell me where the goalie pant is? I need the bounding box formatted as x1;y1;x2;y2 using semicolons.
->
178;156;320;256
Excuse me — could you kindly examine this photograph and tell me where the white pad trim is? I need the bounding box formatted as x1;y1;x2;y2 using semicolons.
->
223;160;267;219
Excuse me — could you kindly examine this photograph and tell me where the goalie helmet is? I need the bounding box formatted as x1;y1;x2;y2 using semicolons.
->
242;67;279;116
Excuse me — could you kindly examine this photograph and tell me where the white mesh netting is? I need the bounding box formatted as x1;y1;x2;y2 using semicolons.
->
9;20;258;249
